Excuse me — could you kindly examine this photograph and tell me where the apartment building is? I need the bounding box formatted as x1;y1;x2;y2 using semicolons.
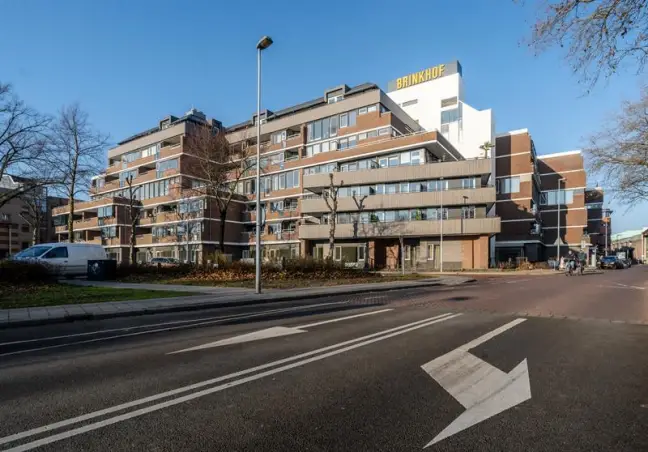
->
0;176;67;258
493;129;604;261
226;82;500;269
52;109;243;263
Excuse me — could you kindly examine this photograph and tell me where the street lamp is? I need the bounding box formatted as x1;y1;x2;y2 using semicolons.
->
461;195;468;235
556;178;566;260
603;208;613;256
440;176;444;272
255;35;273;295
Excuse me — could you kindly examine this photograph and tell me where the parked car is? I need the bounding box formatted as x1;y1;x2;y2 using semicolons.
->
149;257;181;267
12;243;107;276
620;258;631;268
600;256;624;269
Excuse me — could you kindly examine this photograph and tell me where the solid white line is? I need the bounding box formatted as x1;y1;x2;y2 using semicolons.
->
296;308;393;329
1;313;462;452
459;318;527;351
0;312;457;449
505;279;530;284
0;302;347;356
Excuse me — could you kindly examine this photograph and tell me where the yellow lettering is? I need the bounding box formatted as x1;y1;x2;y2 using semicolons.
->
417;70;426;83
425;68;432;81
431;66;438;78
411;72;419;84
397;78;402;89
438;64;446;77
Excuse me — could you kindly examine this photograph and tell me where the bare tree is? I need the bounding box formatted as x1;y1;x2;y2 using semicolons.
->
124;175;142;264
49;104;107;242
169;186;199;263
323;173;344;260
0;83;51;209
184;123;254;253
585;86;648;206
351;190;369;269
521;0;648;88
18;187;48;245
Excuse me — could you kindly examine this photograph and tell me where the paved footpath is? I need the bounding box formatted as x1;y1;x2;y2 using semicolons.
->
0;276;473;328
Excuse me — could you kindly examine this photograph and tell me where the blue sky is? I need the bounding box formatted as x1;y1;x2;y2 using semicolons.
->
1;0;645;231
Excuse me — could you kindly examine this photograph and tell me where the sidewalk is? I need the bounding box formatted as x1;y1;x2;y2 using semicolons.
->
0;276;473;328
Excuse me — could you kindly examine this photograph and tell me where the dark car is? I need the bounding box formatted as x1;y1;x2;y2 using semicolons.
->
149;257;181;267
600;256;623;269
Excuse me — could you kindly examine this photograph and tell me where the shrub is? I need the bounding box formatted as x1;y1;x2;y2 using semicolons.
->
0;260;56;286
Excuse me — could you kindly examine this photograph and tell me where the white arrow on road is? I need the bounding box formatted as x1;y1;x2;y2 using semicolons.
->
169;308;394;354
422;318;530;447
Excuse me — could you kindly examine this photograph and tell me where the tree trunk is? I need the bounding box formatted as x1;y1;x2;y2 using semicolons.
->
130;227;136;265
67;192;75;243
32;222;39;245
219;209;227;253
327;218;336;260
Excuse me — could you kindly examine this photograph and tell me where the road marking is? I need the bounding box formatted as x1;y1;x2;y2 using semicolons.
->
0;312;460;451
0;302;349;357
363;295;387;300
169;308;393;353
422;318;530;447
505;279;530;284
598;284;645;290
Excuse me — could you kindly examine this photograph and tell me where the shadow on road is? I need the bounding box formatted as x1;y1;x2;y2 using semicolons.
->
442;296;474;302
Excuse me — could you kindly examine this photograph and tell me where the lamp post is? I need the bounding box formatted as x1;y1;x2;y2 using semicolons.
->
255;35;273;295
556;178;565;260
440;177;444;272
461;195;468;235
603;208;613;256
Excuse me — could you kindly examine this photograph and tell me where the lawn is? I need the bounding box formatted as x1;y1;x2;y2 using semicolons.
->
0;284;198;309
161;273;431;289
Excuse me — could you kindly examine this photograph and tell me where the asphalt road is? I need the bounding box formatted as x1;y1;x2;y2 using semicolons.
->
1;267;647;451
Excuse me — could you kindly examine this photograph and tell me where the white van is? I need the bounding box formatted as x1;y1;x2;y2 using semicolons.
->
13;243;108;276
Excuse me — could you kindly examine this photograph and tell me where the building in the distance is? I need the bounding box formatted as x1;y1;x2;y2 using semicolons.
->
611;228;647;262
0;176;68;258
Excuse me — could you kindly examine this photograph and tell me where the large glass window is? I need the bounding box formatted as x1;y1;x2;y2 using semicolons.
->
542;189;574;205
441;108;461;124
497;177;520;194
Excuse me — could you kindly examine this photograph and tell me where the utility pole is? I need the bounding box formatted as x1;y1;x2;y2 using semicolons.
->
557;178;565;260
440;176;444;272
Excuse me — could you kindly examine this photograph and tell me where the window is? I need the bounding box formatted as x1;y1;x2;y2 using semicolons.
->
400;152;411;166
462;178;476;189
44;246;68;259
386;184;397;194
358;245;365;261
157;158;178;177
271;130;286;144
340;113;348;128
400;182;409;193
397;210;409;222
440;124;449;135
542;189;574;205
367;130;378;138
402;99;418;107
321;141;330;153
586;202;603;210
348;110;356;126
358;132;367;141
497;177;520;194
359;107;368;115
388;155;399;167
100;226;117;238
385;211;396;222
348;135;357;148
378;127;390;136
404;246;411;261
441;108;460;124
339;138;348;150
98;206;114;218
461;206;476;219
367;105;377;113
411;149;423;165
1;213;10;221
427;245;435;261
21;224;29;233
330;115;338;136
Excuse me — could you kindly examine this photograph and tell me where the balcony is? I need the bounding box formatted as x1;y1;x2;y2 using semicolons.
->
52;197;129;216
301;187;496;214
299;217;501;240
303;159;492;190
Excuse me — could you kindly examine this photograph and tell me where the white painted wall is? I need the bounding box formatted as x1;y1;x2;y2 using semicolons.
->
386;73;494;161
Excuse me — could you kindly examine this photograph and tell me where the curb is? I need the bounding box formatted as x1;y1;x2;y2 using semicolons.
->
1;278;474;329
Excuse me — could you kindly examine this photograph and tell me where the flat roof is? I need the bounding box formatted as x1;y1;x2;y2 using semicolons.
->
537;150;582;159
225;83;379;133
